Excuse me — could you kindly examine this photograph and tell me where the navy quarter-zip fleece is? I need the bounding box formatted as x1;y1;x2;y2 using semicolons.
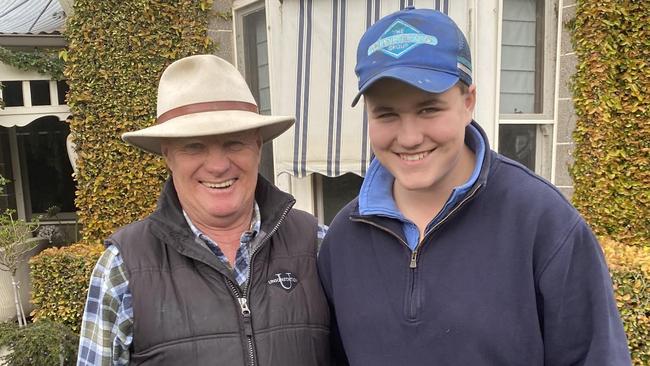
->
318;122;630;366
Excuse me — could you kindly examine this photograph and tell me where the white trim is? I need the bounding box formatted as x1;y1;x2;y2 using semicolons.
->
551;0;564;184
314;174;325;225
493;0;504;150
49;80;58;106
233;0;262;9
7;128;26;220
290;175;315;215
499;119;554;125
555;142;573;146
22;81;32;108
472;0;498;144
0;109;71;128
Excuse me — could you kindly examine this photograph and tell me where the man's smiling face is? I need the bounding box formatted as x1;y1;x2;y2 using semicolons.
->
365;78;476;195
161;130;261;227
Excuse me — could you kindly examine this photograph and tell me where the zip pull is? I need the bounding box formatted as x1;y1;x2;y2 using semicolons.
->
409;251;418;269
238;297;251;317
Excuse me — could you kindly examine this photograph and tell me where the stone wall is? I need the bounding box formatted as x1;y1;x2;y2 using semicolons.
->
555;0;577;199
209;0;235;63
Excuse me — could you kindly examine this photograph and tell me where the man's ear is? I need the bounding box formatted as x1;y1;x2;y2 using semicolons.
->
160;142;173;172
465;84;477;112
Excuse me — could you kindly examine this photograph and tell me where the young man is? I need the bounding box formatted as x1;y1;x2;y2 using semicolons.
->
318;7;631;365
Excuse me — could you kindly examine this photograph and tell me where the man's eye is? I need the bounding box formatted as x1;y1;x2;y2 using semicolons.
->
376;113;397;119
419;108;439;115
182;143;204;152
225;141;246;151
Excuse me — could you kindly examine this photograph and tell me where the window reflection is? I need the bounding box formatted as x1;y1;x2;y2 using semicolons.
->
16;116;76;214
498;124;536;171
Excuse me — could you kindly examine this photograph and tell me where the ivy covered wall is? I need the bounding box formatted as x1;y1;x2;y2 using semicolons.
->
570;0;649;248
66;0;214;241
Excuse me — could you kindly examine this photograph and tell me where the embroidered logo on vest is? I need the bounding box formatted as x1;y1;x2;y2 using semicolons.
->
267;272;299;292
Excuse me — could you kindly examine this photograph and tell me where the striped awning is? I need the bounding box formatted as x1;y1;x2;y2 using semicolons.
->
268;0;467;178
0;0;66;34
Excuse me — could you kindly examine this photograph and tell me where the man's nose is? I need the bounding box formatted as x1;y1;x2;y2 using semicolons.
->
397;118;424;148
204;146;231;173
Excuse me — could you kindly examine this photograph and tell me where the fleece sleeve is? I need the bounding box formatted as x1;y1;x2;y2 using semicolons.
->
537;217;631;366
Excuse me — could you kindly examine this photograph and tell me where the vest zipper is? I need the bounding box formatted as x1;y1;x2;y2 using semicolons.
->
227;203;293;366
237;298;255;366
225;279;256;366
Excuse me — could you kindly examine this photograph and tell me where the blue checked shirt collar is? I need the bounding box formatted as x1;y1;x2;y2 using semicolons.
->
182;202;261;286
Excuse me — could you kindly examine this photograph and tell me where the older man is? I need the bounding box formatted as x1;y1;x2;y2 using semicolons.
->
77;55;330;365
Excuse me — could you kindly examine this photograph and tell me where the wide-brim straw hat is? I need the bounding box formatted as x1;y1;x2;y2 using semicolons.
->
122;54;294;155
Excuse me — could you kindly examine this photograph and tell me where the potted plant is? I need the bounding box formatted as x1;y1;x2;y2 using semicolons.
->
0;176;43;326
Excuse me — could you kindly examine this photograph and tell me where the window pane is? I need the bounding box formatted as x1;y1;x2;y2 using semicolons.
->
16;116;76;214
500;0;542;114
321;173;363;225
0;128;17;212
1;81;24;107
243;9;274;182
499;124;536;171
30;80;51;106
57;80;69;105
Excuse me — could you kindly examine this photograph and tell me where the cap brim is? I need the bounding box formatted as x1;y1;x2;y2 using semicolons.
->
351;67;460;107
122;110;295;155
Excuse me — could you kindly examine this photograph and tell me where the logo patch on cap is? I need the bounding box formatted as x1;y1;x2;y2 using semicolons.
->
367;19;438;59
267;272;299;292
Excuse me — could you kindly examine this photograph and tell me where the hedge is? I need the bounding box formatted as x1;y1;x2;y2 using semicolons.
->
29;243;103;332
569;0;650;247
0;320;78;366
66;0;214;242
602;237;650;364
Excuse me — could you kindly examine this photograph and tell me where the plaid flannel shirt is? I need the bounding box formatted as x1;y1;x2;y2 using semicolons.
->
77;203;326;366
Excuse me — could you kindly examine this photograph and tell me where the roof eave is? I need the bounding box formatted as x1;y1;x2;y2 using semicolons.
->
0;34;67;47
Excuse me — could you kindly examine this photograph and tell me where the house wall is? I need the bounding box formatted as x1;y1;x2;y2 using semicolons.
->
208;0;236;64
555;0;577;199
208;0;578;215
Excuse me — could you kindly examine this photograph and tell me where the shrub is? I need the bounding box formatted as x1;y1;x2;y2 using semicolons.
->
602;237;650;364
66;0;214;243
0;320;78;366
29;243;104;332
570;0;650;247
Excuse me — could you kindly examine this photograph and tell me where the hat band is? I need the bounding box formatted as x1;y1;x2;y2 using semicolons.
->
157;101;259;124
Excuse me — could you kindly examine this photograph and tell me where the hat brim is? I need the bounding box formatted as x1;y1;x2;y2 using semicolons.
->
122;110;295;155
351;67;460;107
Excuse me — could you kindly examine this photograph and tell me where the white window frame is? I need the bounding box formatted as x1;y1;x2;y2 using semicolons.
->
494;0;558;180
1;73;74;222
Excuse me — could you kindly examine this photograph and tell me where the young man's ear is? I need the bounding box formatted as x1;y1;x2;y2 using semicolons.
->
466;84;477;106
465;84;477;114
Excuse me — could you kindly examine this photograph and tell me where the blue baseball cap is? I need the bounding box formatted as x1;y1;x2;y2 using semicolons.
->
352;7;472;107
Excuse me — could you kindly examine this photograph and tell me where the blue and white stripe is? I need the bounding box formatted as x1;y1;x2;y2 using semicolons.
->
275;0;453;179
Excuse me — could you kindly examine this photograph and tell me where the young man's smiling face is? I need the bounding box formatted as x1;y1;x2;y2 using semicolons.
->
365;78;477;196
161;130;261;227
